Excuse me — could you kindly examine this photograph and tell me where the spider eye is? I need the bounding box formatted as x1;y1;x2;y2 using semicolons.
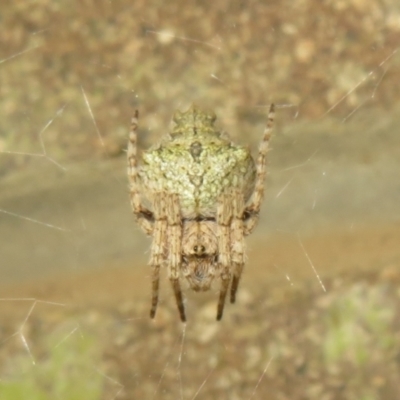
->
193;245;206;254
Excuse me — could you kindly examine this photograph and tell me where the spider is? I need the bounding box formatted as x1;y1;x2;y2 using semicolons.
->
127;103;274;322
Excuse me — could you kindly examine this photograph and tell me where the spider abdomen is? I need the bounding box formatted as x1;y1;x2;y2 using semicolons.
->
140;107;256;218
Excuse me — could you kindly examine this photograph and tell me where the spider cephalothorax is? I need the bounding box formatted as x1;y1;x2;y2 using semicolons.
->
181;220;218;292
127;104;274;321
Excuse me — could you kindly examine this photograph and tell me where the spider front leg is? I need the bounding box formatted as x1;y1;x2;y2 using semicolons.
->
127;110;154;235
230;191;245;304
166;193;186;322
149;195;168;319
244;103;275;235
216;192;232;321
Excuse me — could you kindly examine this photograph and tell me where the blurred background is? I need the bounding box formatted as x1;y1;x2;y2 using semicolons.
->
1;1;400;399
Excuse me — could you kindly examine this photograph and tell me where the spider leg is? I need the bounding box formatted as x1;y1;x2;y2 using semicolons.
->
243;103;274;235
216;192;232;320
149;195;167;319
150;265;160;318
230;191;245;304
127;110;154;235
166;193;186;322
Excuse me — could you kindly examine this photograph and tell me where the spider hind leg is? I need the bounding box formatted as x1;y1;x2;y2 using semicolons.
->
166;193;186;322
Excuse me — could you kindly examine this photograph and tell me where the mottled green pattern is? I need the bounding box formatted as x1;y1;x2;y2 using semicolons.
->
139;105;255;218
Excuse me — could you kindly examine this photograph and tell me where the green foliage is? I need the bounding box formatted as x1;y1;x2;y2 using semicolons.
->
0;331;103;400
323;284;395;367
